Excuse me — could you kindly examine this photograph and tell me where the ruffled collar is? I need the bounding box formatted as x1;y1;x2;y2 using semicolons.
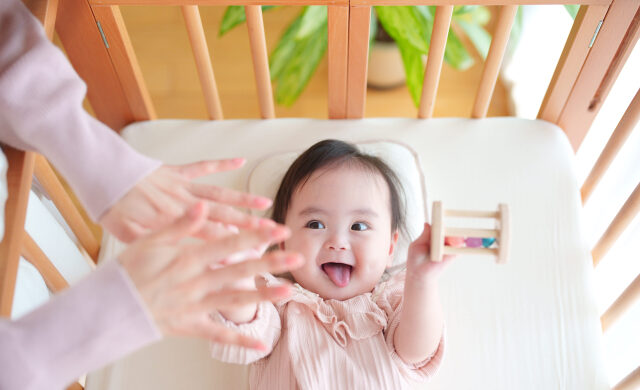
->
264;275;389;347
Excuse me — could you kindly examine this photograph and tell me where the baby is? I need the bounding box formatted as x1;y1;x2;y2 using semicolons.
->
211;139;453;389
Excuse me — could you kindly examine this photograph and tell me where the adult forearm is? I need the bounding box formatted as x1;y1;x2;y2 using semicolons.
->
0;261;161;390
0;0;160;221
394;278;443;364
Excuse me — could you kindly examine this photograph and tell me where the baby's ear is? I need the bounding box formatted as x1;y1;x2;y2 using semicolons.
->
387;231;399;266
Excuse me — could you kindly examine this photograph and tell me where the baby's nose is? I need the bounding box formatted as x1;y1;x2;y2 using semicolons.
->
326;234;349;251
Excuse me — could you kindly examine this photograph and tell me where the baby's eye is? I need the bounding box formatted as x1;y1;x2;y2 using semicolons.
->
306;220;325;229
351;222;369;231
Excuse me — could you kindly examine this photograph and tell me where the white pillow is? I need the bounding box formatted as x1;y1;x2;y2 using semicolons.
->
247;140;427;265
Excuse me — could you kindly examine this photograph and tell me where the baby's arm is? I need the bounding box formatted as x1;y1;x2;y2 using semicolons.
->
394;223;450;364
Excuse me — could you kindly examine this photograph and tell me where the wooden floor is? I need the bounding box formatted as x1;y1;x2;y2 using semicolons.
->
117;6;510;119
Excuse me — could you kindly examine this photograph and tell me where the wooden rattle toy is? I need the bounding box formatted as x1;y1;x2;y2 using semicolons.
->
430;201;510;264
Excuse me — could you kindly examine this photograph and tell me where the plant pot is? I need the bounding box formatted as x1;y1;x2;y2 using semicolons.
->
367;41;407;89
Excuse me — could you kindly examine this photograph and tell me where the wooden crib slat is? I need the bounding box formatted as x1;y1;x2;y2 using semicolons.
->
0;148;35;317
245;5;276;119
66;382;85;390
21;0;59;40
22;233;70;293
328;6;349;119
471;5;517;118
592;181;640;266
601;273;640;332
34;156;100;262
558;1;640;152
613;365;640;390
582;88;640;203
418;5;453;119
538;5;608;124
351;0;608;5
182;5;224;120
346;6;371;119
91;5;157;122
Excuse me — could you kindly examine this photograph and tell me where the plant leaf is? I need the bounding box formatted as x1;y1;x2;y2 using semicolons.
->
397;41;424;107
269;8;307;81
443;28;474;70
219;5;278;37
564;5;579;19
295;5;327;39
453;5;478;15
374;6;432;54
455;19;491;59
274;23;328;106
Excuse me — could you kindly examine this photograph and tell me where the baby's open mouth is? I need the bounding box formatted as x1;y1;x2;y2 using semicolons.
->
321;263;353;287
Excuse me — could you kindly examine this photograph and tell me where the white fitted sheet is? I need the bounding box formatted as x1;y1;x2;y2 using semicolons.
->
86;118;608;390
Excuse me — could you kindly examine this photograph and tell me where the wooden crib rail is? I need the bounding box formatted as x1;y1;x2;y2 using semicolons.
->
22;233;70;293
418;5;452;119
182;5;224;119
0;148;35;317
245;5;276;118
613;365;640;390
34;156;100;262
471;5;517;118
557;0;639;151
582;88;640;203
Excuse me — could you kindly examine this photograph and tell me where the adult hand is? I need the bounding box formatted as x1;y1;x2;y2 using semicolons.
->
100;159;274;242
118;202;304;350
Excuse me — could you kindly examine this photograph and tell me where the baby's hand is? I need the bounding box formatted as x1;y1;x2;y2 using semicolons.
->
406;223;462;283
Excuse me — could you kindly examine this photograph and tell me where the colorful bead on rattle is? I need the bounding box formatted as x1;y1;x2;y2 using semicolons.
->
430;201;510;264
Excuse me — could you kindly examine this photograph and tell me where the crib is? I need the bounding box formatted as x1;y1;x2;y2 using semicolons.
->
1;0;639;389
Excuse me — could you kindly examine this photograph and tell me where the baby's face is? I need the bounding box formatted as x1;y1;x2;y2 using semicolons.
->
283;165;397;300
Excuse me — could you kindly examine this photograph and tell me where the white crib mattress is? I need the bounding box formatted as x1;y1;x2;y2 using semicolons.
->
86;118;608;390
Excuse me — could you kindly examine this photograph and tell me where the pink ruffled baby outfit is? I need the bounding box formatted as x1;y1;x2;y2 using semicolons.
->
211;271;445;389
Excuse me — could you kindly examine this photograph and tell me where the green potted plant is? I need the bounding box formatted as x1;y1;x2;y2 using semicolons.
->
219;5;492;107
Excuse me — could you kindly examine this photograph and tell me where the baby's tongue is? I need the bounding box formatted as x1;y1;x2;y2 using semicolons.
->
322;263;352;287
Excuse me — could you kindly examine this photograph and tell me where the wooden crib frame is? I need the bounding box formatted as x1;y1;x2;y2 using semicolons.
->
1;0;639;389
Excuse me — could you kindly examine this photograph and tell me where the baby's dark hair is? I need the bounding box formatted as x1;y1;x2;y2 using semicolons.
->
271;139;407;237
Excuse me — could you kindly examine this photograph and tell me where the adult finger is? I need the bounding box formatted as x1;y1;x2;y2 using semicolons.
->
148;202;209;244
188;286;291;312
174;158;246;180
193;221;239;241
207;203;274;230
165;227;292;282
190;182;272;210
189;251;303;291
112;217;149;243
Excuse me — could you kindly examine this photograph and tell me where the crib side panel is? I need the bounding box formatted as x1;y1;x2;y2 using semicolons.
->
56;0;151;131
558;0;639;151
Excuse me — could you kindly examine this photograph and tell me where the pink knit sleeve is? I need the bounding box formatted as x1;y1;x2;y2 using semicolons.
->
210;301;281;365
376;273;446;382
0;0;161;221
